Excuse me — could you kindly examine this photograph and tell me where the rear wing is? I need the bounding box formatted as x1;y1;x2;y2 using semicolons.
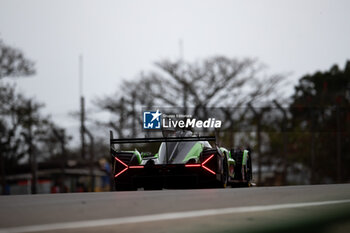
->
110;131;216;145
110;130;216;151
110;131;215;144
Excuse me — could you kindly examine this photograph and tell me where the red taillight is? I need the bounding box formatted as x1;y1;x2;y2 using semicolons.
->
185;154;216;175
185;164;201;167
114;157;128;178
202;165;216;175
129;166;144;169
202;154;215;165
115;157;128;167
201;154;216;175
114;157;144;178
114;167;128;178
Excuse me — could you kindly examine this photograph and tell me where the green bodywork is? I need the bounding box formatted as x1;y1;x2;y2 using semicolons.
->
220;147;235;178
182;142;203;163
140;152;158;162
122;150;143;164
133;150;142;164
242;149;249;166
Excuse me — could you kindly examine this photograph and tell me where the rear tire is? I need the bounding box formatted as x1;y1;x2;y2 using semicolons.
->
246;154;252;182
217;157;228;188
232;150;243;180
231;149;252;188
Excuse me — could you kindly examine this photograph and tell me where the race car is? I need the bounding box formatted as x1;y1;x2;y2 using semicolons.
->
110;130;252;191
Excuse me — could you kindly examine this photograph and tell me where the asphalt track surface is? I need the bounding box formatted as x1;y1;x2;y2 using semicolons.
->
0;184;349;233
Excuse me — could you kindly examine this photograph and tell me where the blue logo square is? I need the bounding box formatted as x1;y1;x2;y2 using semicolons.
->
143;110;161;129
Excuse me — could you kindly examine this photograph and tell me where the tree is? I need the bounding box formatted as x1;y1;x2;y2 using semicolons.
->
289;61;350;183
0;39;70;194
95;56;285;140
0;39;35;79
0;81;71;194
0;39;36;194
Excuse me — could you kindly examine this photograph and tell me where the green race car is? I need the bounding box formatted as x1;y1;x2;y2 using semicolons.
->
110;131;252;191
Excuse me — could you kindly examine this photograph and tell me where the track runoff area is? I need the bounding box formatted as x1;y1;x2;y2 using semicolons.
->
0;184;349;233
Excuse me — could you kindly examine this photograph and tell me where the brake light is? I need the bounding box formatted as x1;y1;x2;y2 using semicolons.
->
202;154;214;165
185;164;201;167
202;165;216;174
114;157;144;178
129;166;144;169
185;154;216;175
115;157;128;167
114;157;128;178
201;154;216;175
114;167;128;178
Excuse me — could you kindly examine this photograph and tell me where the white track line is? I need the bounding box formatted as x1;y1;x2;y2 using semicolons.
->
1;199;349;233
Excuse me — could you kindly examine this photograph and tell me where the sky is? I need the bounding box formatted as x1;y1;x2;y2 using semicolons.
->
0;0;350;142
